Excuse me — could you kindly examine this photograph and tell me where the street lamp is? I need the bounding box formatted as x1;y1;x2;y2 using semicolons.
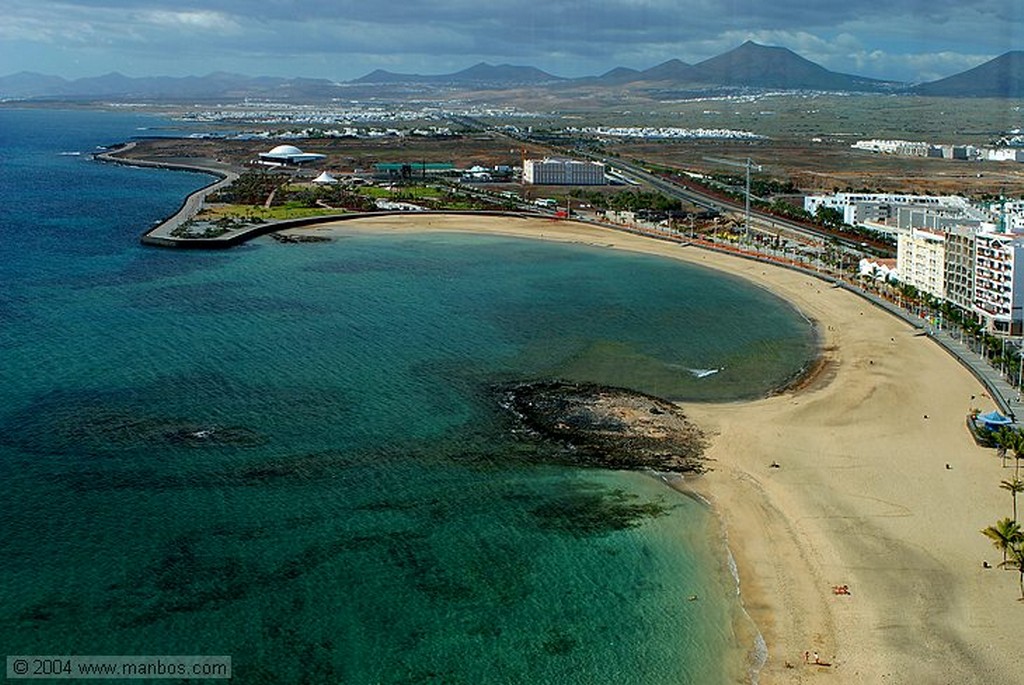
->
703;156;762;243
1017;345;1023;391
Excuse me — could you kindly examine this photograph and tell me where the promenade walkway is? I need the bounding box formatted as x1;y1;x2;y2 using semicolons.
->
839;284;1022;418
99;145;1023;417
95;143;240;246
599;218;1024;420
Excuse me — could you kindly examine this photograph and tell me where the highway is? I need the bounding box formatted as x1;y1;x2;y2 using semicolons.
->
594;154;891;257
453;118;892;258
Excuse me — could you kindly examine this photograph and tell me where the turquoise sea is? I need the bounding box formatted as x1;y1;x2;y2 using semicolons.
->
0;109;816;683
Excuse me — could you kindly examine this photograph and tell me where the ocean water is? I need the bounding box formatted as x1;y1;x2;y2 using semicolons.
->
0;109;815;683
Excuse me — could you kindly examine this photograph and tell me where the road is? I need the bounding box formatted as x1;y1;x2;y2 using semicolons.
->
487;121;892;259
594;154;887;257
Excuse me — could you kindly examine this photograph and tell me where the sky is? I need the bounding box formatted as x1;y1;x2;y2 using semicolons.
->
1;0;1021;84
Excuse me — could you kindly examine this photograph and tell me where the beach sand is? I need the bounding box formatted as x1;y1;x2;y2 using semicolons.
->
285;215;1022;684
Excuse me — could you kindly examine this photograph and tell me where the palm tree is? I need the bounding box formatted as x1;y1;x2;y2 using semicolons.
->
994;426;1016;467
999;542;1024;601
1001;477;1024;521
1002;428;1024;475
982;517;1023;564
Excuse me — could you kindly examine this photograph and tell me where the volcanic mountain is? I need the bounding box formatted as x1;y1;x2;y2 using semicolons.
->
351;62;563;86
6;42;1021;102
912;51;1024;98
0;71;337;100
685;41;898;92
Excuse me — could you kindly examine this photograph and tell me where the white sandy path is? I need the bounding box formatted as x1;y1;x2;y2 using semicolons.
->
286;215;1023;684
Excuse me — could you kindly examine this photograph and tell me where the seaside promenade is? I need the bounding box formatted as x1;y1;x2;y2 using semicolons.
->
95;142;240;246
91;158;1023;678
593;219;1024;421
84;136;1024;681
97;142;1024;424
112;146;1024;423
287;214;1024;681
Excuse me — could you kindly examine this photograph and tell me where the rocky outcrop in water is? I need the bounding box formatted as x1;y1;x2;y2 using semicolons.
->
270;232;332;244
500;381;708;473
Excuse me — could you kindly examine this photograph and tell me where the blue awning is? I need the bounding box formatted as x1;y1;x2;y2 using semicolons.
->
979;411;1013;427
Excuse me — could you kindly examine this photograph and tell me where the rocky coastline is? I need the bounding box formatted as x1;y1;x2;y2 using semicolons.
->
499;380;708;473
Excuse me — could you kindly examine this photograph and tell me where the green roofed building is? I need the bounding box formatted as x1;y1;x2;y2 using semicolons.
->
375;162;455;178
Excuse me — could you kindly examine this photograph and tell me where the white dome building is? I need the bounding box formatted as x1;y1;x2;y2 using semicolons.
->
258;144;327;166
268;144;303;156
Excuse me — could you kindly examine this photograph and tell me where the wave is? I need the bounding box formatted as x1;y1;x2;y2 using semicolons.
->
58;151;82;156
689;367;721;378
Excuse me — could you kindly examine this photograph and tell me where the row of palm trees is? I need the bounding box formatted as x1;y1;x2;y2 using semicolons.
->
982;427;1024;600
891;285;1024;393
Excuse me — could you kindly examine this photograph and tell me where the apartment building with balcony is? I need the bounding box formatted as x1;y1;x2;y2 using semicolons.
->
972;231;1024;334
896;227;946;299
943;225;977;312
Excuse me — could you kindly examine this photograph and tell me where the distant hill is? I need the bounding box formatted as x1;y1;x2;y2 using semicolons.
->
351;69;417;84
575;42;900;92
0;72;70;99
912;51;1024;97
453;62;564;84
687;41;898;92
635;59;697;82
595;66;642;84
13;42;1024;102
351;62;564;86
0;71;339;101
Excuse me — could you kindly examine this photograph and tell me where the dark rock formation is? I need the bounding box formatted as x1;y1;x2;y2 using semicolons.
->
500;381;708;473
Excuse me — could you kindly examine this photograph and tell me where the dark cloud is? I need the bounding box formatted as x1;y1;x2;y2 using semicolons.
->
0;0;1019;81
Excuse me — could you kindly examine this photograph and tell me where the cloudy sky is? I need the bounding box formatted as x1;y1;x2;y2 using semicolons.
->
1;0;1020;83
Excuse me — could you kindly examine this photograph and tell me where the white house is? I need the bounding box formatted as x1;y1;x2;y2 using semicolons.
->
858;257;898;282
986;148;1024;163
805;193;986;236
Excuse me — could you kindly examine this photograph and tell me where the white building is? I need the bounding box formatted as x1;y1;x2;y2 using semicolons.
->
851;139;934;156
896;227;946;299
858;257;899;282
986;148;1024;163
523;158;605;185
943;224;980;313
258;144;327;166
804;193;986;235
986;200;1024;231
973;230;1024;333
889;195;1024;333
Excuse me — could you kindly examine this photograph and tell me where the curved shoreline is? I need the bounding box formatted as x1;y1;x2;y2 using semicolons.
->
105;140;1021;415
96;146;1022;416
94;142;237;246
102;142;1022;681
282;215;1022;684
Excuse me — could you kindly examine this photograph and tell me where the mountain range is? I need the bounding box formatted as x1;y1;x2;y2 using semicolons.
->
1;42;1021;101
350;43;901;92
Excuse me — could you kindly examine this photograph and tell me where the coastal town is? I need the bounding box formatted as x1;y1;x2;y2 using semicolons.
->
5;14;1024;684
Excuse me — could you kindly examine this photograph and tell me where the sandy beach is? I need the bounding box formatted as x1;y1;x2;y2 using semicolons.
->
286;215;1022;684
